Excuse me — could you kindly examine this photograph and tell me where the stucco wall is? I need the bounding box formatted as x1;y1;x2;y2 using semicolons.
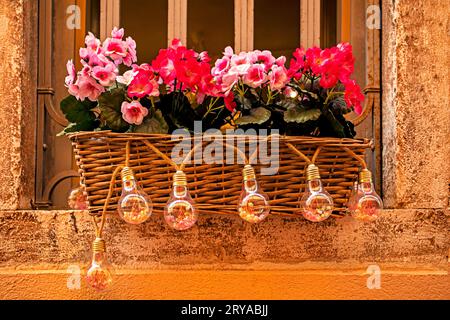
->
0;0;448;299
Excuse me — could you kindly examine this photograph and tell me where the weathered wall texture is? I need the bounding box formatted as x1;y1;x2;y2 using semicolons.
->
0;210;449;299
0;0;37;210
382;0;450;209
0;0;448;300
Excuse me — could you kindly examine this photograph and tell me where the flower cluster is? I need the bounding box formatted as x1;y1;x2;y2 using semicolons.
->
65;27;137;102
152;39;220;102
62;27;365;139
288;43;364;114
212;47;289;109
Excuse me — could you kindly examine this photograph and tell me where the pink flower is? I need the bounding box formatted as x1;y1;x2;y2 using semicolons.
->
123;37;137;67
85;32;101;52
76;74;105;101
117;70;137;85
243;64;267;88
269;65;289;91
231;52;249;66
223;46;234;58
103;38;127;65
111;27;124;39
121;101;149;125
65;60;76;86
220;71;239;94
283;87;298;99
275;56;286;67
211;57;230;77
252;50;276;70
92;62;118;87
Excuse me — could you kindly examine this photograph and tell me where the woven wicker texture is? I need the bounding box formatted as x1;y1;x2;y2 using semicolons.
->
70;131;371;217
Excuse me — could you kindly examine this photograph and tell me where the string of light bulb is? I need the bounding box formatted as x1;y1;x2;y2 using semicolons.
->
84;139;382;291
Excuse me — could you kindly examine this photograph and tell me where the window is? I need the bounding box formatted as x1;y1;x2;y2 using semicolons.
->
36;0;378;209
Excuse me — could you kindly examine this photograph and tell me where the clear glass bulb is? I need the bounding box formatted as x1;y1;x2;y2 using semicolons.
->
164;171;198;231
351;169;383;222
238;165;270;224
117;167;152;225
300;164;334;222
86;238;113;292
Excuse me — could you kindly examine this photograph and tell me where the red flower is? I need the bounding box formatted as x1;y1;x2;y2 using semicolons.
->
224;94;237;112
343;79;364;114
127;64;159;98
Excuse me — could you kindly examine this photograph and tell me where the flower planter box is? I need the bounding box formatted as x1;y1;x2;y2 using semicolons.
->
70;131;371;217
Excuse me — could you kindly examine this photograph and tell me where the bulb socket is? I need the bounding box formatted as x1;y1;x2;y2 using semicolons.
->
359;169;373;183
243;165;256;181
306;164;321;181
121;166;135;182
173;171;187;186
92;238;106;253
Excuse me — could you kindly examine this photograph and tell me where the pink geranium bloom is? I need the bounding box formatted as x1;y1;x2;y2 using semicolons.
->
220;71;239;94
275;56;286;67
117;70;138;85
92;62;118;87
103;38;127;65
111;27;124;39
65;60;76;86
211;57;230;77
269;65;289;91
123;37;138;67
253;50;276;70
121;101;149;125
76;74;105;101
243;64;267;88
223;46;234;58
231;52;249;66
85;32;101;53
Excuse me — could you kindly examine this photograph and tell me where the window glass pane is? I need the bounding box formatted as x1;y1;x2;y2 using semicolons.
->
321;0;337;48
121;0;168;63
187;0;234;60
254;0;300;58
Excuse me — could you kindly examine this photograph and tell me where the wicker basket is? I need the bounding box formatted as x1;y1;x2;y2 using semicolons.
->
70;131;371;218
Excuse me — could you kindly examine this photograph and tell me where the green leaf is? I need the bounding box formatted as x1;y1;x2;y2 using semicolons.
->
57;119;100;136
133;110;169;134
329;96;351;114
284;106;321;123
97;87;129;131
323;109;346;138
235;107;271;125
60;95;97;124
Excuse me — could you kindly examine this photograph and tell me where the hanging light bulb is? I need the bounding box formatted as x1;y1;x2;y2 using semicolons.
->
86;237;113;291
351;169;383;222
238;165;270;223
300;164;334;222
117;167;152;224
164;171;198;231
